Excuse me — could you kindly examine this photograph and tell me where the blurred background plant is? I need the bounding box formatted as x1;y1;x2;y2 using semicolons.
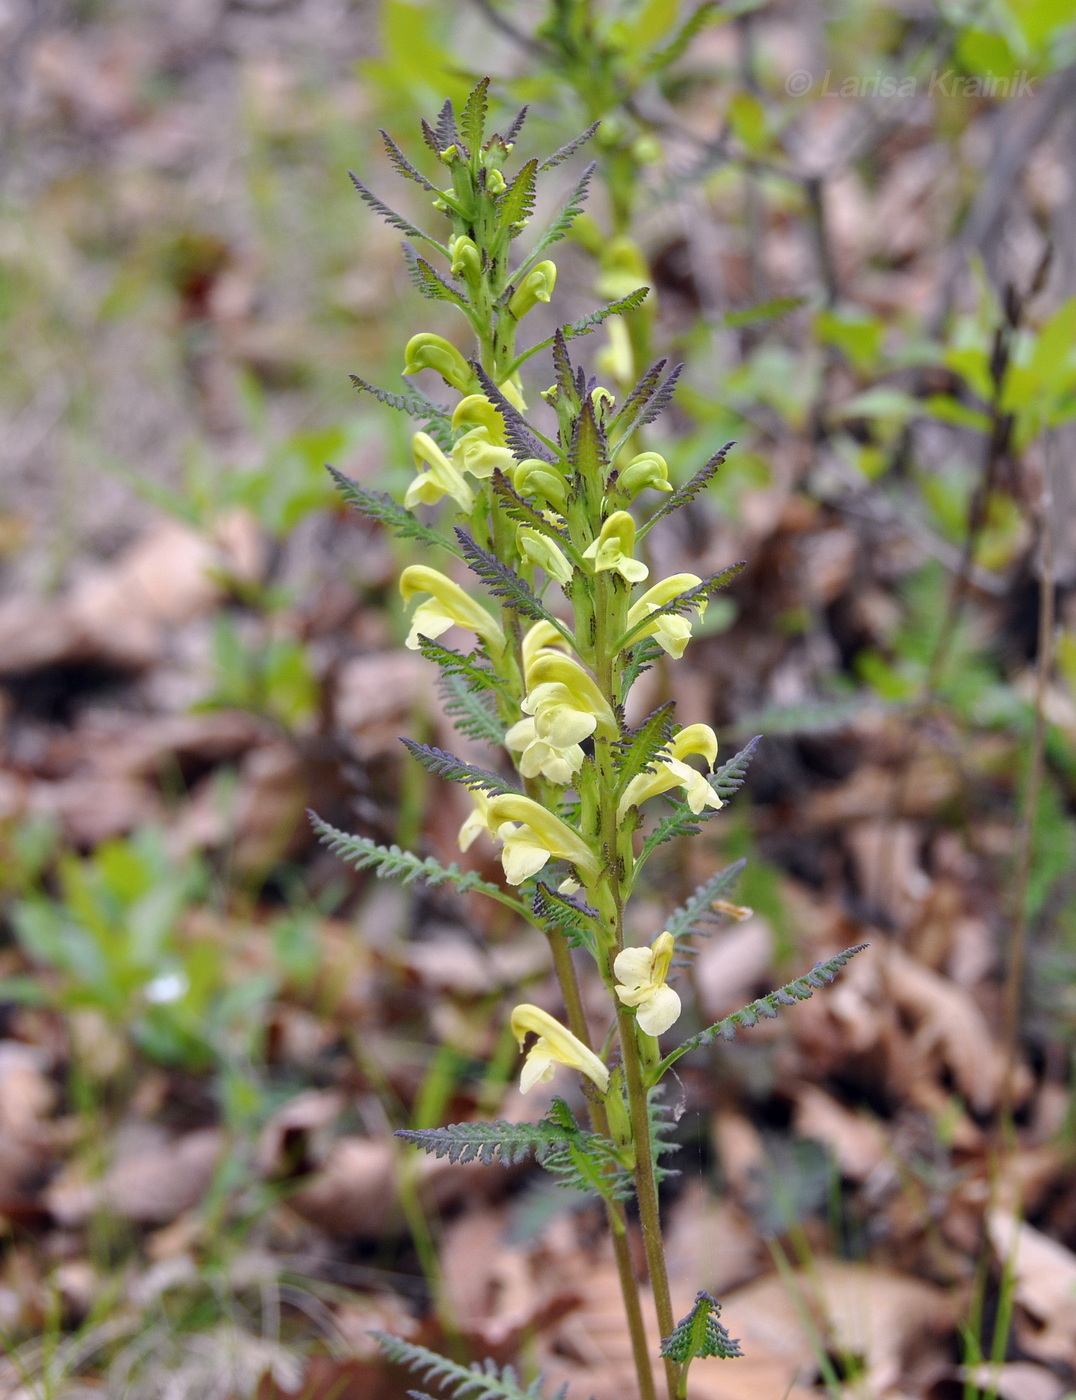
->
2;1;1076;1397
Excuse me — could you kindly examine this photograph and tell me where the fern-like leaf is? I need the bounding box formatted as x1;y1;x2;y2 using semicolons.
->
402;242;469;308
712;734;761;800
660;1291;743;1364
563;287;649;339
608;360;683;450
567;395;608;482
622;564;745;641
400;740;519;795
459;77;489;156
614;703;677;791
501;105;529;147
348;173;447;253
517;161;596;274
348;374;450;425
539;120;600;171
416;637;506;695
434;98;461;153
638;737;760;860
619;636;664;695
473;364;556;462
379;129;438;191
495;157;539;240
312;815;507;901
664;859;748;953
642;441;735;534
532;880;598;953
610;358;667;435
438;672;505;746
489;471;571;540
658;945;869;1072
455;529;561;627
649;1085;683;1186
326;467;459;556
373;1333;554;1400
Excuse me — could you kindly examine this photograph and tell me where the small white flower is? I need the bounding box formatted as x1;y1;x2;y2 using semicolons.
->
613;932;681;1036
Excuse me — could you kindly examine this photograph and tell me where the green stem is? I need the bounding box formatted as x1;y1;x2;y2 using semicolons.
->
618;1003;680;1400
544;928;657;1400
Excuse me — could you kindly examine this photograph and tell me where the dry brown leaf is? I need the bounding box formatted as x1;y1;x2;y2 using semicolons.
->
724;1260;956;1395
957;1362;1069;1400
844;820;931;930
27;774;161;846
694;917;775;1021
287;1136;399;1237
884;944;1023;1114
255;1089;344;1178
334;652;429;758
806;756;960;824
45;1125;222;1226
663;1181;766;1295
793;1084;890;1182
988;1210;1076;1364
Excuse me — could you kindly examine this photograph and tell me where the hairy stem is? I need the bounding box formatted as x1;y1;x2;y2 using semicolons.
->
618;1002;679;1400
544;927;657;1400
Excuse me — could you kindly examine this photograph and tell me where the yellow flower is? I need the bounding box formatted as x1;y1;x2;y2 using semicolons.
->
582;511;649;584
626;573;705;659
405;431;475;512
617;724;721;819
451;395;516;480
399;565;505;653
458;788;494;851
403;333;473;392
509;260;557;320
511;458;568;511
449;235;481;281
510;1003;609;1094
516;527;573;586
485;793;598;884
613;932;681;1036
617;451;673;497
521;620;572;674
505;653;615;785
504;717;582;785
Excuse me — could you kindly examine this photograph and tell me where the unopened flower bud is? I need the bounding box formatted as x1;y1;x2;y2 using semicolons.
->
403;333;473;393
509;261;557;320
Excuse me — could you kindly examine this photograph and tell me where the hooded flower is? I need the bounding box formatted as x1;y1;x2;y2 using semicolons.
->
458;788;494;851
451;395;516;480
400;565;505;653
616;451;673;498
613;932;681;1036
405;431;475;512
485;793;598;885
582;511;649;584
511;1003;609;1094
506;653;615;785
511;458;568;511
625;573;705;659
509;260;557;320
617;724;721;820
516;527;573;586
403;333;473;392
